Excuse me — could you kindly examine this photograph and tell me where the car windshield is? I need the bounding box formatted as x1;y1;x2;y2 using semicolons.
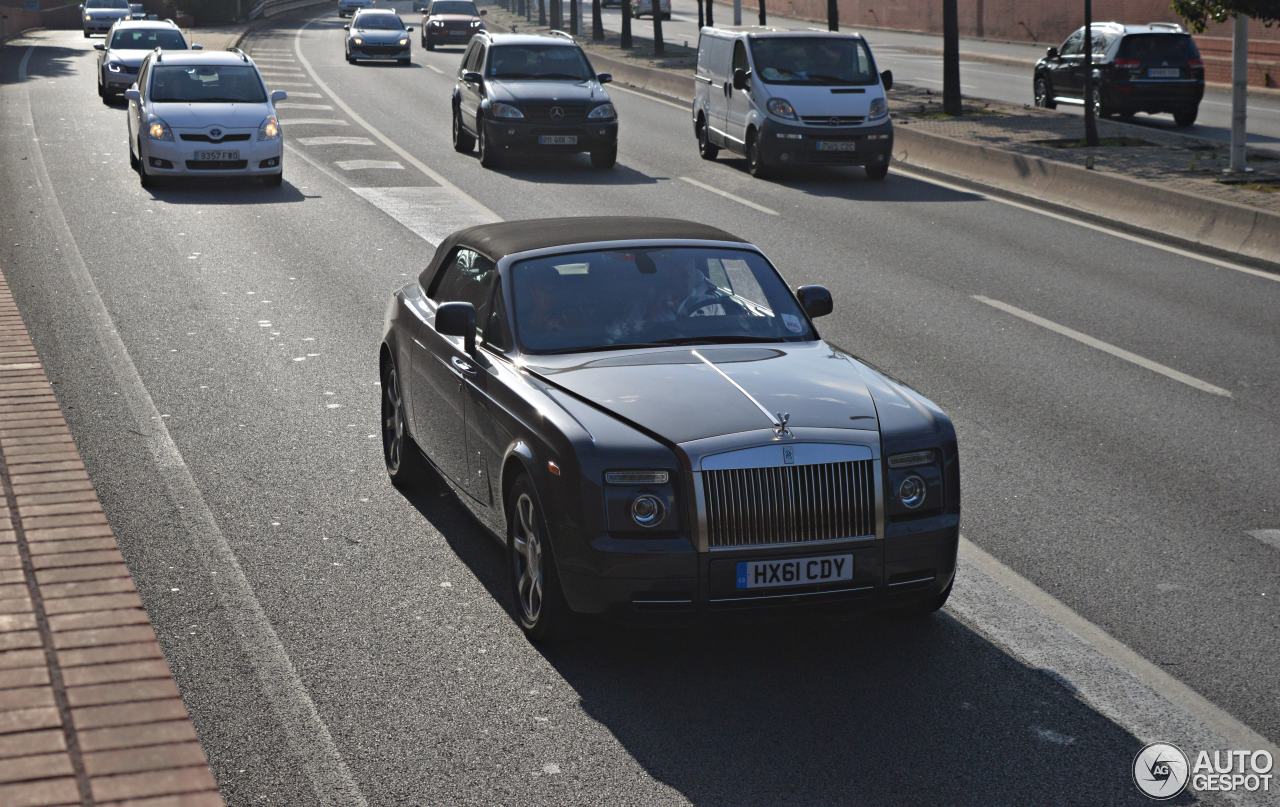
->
86;0;129;8
356;13;405;29
1119;34;1199;63
750;37;877;85
430;1;478;14
110;29;187;49
511;247;816;354
149;64;266;104
487;44;593;81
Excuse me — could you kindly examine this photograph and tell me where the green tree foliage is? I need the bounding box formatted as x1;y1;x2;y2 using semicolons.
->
1170;0;1280;32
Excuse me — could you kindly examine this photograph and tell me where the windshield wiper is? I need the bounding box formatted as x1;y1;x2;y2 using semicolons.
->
651;335;789;346
807;74;858;84
535;73;589;80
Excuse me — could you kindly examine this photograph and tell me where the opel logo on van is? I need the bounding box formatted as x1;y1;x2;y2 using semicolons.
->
549;106;564;119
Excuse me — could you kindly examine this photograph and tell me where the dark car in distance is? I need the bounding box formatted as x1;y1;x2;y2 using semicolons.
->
451;32;618;169
1034;21;1205;127
380;218;961;641
421;0;486;51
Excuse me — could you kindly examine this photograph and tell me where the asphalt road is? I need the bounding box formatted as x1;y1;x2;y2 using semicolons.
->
589;0;1280;152
1;5;1278;804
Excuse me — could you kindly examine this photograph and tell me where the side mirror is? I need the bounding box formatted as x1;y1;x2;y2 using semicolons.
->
796;285;833;319
732;67;749;91
596;72;612;84
191;43;203;49
1046;46;1059;59
880;69;893;91
79;3;84;8
343;24;350;29
406;25;414;31
463;70;482;84
124;87;141;102
480;8;487;13
93;43;105;50
436;302;477;354
271;89;288;103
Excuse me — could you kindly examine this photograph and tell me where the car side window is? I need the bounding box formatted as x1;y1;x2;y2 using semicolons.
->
1060;31;1083;57
732;40;748;74
432;247;498;327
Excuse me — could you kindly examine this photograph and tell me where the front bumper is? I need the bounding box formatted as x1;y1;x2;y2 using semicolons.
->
757;117;893;167
557;515;958;617
425;25;481;43
83;17;121;34
483;118;617;154
102;67;140;91
349;43;411;61
140;134;284;177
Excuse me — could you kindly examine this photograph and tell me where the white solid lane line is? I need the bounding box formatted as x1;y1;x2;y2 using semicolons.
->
608;82;688;112
892;167;1280;284
425;64;444;74
973;295;1233;397
679;176;778;215
278;102;334;110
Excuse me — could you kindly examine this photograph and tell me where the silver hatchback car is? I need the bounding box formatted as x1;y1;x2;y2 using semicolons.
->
94;20;199;101
125;49;288;187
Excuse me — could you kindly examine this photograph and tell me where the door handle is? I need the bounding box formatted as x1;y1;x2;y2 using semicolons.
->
451;355;477;374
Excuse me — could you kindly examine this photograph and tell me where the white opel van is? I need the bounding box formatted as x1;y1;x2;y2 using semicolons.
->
693;28;894;179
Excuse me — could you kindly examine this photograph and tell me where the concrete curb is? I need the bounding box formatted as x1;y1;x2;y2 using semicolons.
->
588;49;1280;267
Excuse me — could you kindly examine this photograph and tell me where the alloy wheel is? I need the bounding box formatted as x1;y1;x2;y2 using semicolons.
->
381;364;405;474
512;492;544;624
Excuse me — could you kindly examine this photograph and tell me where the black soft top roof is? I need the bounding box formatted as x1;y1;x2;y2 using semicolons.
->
419;217;748;288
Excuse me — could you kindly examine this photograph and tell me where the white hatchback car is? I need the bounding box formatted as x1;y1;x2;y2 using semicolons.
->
125;48;287;187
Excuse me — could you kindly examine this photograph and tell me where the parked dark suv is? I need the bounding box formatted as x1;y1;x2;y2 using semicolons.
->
451;31;618;169
1033;22;1204;127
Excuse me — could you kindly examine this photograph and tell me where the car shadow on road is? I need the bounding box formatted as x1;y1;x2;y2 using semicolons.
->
491;160;664;185
398;477;1182;806
734;162;984;203
144;179;308;204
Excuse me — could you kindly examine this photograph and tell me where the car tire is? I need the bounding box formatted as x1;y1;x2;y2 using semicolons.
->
426;37;435;51
398;57;410;66
697;116;718;160
745;130;770;179
477;117;498;168
1033;76;1055;110
452;107;476;153
662;12;671;19
138;148;154;188
590;144;617;169
1173;108;1198;128
129;140;139;171
380;354;428;488
263;172;283;187
507;474;574;642
865;162;889;181
83;31;91;38
890;578;953;619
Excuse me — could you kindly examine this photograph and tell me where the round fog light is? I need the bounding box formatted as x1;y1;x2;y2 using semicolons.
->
630;494;665;528
898;475;927;510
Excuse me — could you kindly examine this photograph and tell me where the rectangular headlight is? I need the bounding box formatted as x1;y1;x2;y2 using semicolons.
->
887;450;934;468
605;470;669;485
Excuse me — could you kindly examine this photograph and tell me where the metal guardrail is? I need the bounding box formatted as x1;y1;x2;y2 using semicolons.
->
249;0;330;20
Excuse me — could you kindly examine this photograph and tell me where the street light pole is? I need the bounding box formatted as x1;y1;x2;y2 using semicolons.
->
1228;14;1250;173
1082;0;1098;146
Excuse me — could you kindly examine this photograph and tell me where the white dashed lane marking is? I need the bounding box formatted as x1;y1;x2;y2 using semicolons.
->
280;118;348;126
282;91;324;98
278;102;336;111
1249;530;1280;550
336;159;404;171
297;136;376;146
347;187;500;245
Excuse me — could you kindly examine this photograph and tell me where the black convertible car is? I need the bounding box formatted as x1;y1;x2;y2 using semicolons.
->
380;218;959;640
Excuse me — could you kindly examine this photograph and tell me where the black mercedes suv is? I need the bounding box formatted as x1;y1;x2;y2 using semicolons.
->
1034;21;1205;127
451;31;619;169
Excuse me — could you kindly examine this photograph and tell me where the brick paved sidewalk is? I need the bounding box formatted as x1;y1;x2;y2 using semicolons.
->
0;272;222;806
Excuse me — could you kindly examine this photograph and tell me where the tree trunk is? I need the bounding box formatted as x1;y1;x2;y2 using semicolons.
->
1083;0;1098;146
1228;14;1249;172
652;0;664;55
758;0;765;26
826;0;837;31
592;0;603;40
570;0;578;34
620;0;632;48
697;0;704;29
943;0;960;115
538;0;546;26
705;0;713;27
551;0;562;30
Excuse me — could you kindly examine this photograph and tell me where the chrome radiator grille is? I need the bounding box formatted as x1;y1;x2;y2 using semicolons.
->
702;459;876;548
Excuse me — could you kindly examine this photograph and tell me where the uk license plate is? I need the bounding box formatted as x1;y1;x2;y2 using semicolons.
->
736;554;853;590
816;140;857;152
538;135;577;145
1148;67;1180;78
195;150;239;161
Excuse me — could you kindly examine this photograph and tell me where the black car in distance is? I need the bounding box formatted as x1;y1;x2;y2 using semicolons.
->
420;0;486;51
451;32;618;169
1034;21;1205;127
380;218;961;641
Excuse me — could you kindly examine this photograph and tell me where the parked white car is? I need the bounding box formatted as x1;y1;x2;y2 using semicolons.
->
125;49;287;187
693;28;894;180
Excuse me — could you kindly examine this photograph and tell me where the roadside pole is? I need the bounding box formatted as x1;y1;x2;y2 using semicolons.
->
1228;14;1250;173
733;0;740;26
